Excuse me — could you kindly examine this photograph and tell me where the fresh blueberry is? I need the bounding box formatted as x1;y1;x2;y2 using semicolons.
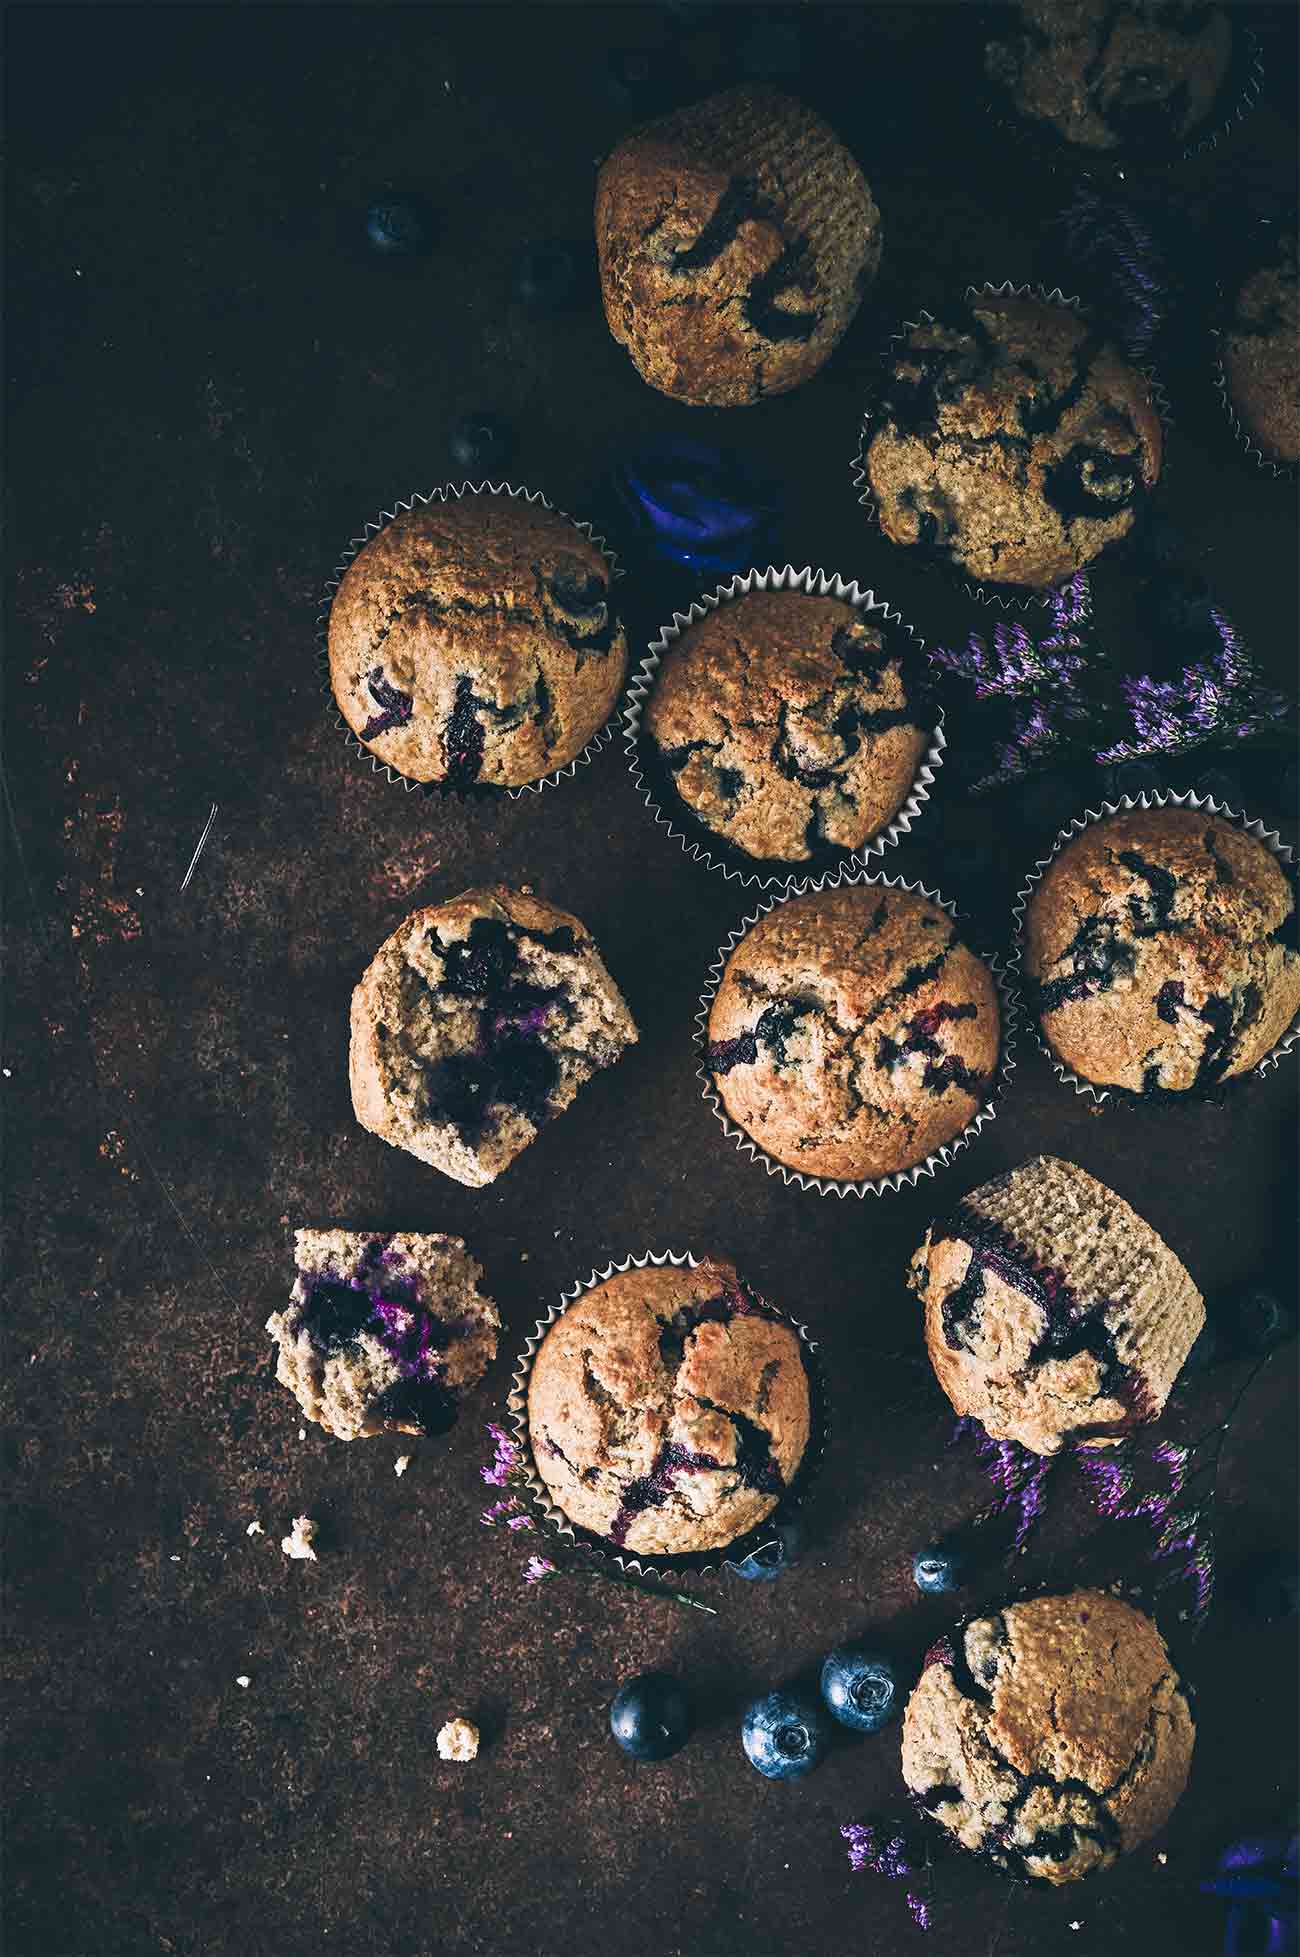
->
741;1688;831;1780
912;1542;968;1595
365;193;436;257
1180;1315;1222;1375
1235;1551;1300;1622
727;1514;805;1582
820;1647;901;1733
513;242;583;313
1224;1286;1295;1357
609;1672;693;1762
448;411;516;477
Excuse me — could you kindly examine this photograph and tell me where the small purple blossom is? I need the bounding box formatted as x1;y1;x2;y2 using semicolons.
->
523;1555;556;1584
842;1822;930;1930
480;1497;534;1532
842;1823;876;1874
481;1421;524;1487
1060;190;1163;359
906;1893;932;1931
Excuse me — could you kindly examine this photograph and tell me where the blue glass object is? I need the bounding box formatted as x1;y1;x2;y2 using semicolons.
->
612;439;782;578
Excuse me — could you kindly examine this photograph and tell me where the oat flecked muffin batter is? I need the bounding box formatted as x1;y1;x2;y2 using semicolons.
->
706;884;1000;1182
1024;808;1300;1094
596;85;882;407
902;1589;1196;1883
644;588;931;863
267;1229;500;1440
526;1259;811;1556
1223;235;1300;466
865;292;1162;591
328;495;627;787
909;1156;1205;1454
350;886;638;1186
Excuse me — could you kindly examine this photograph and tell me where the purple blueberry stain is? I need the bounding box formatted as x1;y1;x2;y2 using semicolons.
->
360;665;414;739
444;674;486;785
295;1252;461;1437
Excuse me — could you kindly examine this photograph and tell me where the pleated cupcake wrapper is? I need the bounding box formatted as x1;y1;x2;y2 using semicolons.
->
850;282;1172;616
978;17;1264;182
1009;789;1300;1107
504;1249;828;1582
694;865;1021;1199
621;564;947;895
1211;338;1298;484
317;480;625;803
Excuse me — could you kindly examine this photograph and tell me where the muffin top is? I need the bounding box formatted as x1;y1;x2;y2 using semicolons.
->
1024;808;1300;1095
865;293;1161;591
595;84;881;407
267;1229;500;1441
910;1155;1205;1455
327;495;627;787
643;588;931;864
1223;235;1300;465
902;1589;1195;1884
985;0;1234;155
706;884;1000;1183
350;886;638;1187
526;1260;811;1557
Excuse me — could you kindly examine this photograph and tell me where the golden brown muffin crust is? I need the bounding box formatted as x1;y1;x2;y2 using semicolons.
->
1224;243;1300;465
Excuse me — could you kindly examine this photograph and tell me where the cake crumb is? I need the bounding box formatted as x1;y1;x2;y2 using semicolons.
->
394;1454;411;1478
281;1515;318;1562
246;1520;264;1536
298;1427;307;1441
235;1675;251;1689
1069;1924;1082;1933
437;1717;480;1762
1157;1852;1168;1865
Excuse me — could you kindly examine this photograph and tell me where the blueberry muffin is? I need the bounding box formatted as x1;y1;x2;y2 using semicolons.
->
267;1229;500;1440
865;293;1162;591
327;495;626;787
706;885;1000;1182
595;85;882;407
985;1;1234;155
643;588;931;863
1223;234;1300;466
910;1156;1205;1454
902;1590;1195;1884
525;1259;811;1557
350;887;638;1187
1024;808;1300;1094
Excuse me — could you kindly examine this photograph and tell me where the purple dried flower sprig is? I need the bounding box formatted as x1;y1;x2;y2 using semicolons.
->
841;1822;933;1933
950;1418;1058;1556
1059;188;1164;360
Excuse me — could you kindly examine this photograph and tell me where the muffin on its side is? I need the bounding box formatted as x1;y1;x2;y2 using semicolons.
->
705;884;1000;1182
596;85;882;407
910;1155;1205;1454
1223;234;1300;466
902;1590;1195;1884
865;292;1162;591
644;587;931;864
267;1229;500;1440
327;495;626;787
985;0;1234;155
526;1259;811;1557
1024;807;1300;1094
350;887;638;1187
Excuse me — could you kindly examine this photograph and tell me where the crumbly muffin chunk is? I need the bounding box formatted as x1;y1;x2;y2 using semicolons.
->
643;589;931;863
1223;237;1300;465
350;887;638;1187
902;1590;1195;1884
706;885;1000;1182
328;496;627;787
865;293;1162;591
596;85;881;407
526;1260;811;1557
910;1156;1205;1454
985;1;1233;154
267;1229;500;1440
1024;808;1300;1095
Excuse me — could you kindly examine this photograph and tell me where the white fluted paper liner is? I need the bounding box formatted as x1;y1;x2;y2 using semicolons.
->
1211;340;1298;484
317;480;625;801
504;1250;828;1580
621;564;946;894
1010;789;1300;1105
849;281;1172;614
694;864;1021;1199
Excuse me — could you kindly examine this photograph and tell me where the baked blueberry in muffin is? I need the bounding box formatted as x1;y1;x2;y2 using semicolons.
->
643;587;932;864
706;884;1000;1182
902;1589;1195;1884
350;886;638;1187
327;494;627;788
910;1155;1205;1454
1222;231;1300;467
1023;808;1300;1095
526;1259;812;1558
595;85;882;406
267;1229;500;1440
985;1;1235;155
864;293;1162;592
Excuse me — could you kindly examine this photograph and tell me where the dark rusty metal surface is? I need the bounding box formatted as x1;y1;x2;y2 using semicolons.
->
5;7;1297;1955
